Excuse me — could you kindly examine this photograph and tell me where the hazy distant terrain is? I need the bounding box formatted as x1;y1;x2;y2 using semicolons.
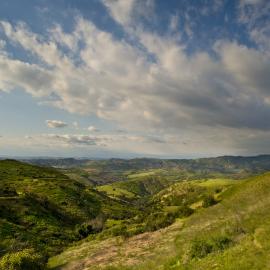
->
25;155;270;184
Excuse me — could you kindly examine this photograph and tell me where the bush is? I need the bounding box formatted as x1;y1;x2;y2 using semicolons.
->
190;239;213;259
212;235;232;250
176;206;194;218
202;195;217;208
0;249;46;270
0;187;18;197
145;212;175;231
190;235;232;259
76;216;104;239
76;223;98;238
111;225;128;237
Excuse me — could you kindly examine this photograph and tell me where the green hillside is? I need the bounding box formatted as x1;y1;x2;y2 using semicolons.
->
97;174;170;200
48;173;270;270
0;160;138;265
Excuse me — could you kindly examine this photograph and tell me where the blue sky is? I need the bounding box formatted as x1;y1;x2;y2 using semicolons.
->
0;0;269;158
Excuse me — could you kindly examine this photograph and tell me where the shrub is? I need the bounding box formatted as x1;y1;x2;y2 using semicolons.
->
111;225;128;237
76;223;94;238
76;216;105;239
211;235;232;250
190;239;213;259
202;195;217;208
176;206;194;218
190;235;232;259
0;187;18;197
0;249;46;270
145;212;175;231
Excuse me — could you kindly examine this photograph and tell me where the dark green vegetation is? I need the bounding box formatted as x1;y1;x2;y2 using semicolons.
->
0;160;138;269
0;249;45;270
2;156;270;269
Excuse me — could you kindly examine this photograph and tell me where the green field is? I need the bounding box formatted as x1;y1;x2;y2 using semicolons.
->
195;178;238;187
127;169;163;179
96;185;137;199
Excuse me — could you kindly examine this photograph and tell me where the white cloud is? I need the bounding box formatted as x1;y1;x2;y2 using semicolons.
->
43;134;103;146
0;12;270;155
103;0;136;26
0;18;269;133
0;40;6;56
169;15;179;32
73;121;79;129
238;0;270;54
88;126;99;132
46;120;68;128
102;0;155;27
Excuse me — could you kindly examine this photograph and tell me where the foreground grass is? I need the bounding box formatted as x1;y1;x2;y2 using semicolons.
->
48;219;185;270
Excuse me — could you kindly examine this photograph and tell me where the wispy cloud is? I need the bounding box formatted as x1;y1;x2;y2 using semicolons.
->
46;120;68;128
102;0;155;27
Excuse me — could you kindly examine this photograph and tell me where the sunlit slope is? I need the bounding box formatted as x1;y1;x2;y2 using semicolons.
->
49;174;270;270
96;174;170;200
170;173;270;270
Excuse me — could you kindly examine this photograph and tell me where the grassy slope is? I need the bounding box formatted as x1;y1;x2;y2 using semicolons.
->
126;173;270;270
0;160;137;258
171;173;270;270
96;172;172;201
48;174;270;270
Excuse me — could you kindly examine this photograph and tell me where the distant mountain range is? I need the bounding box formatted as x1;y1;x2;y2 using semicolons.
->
21;155;270;177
